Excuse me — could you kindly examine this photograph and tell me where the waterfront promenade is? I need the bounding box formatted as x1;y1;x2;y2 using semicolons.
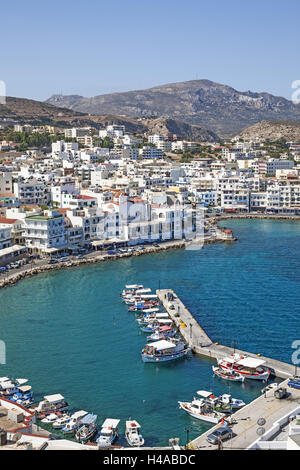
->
157;289;296;379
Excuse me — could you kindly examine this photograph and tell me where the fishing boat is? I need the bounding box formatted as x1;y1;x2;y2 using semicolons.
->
121;285;144;297
137;312;169;324
129;303;159;312
212;366;245;382
62;410;88;434
147;325;177;341
178;397;226;424
97;418;120;448
125;420;144;447
75;413;98;443
0;378;29;397
196;390;246;413
36;394;69;415
140;320;174;333
141;339;190;363
217;354;270;381
52;413;71;429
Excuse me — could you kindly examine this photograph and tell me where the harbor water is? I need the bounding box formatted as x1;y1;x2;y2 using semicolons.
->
0;219;299;446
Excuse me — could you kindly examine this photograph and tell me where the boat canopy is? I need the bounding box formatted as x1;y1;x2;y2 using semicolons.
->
197;390;213;398
81;413;97;425
237;357;266;368
147;340;176;350
160;325;172;332
125;285;143;289
126;420;141;429
0;381;15;390
101;418;120;429
44;393;65;403
135;289;152;295
16;379;28;386
18;385;32;393
141;308;160;313
71;410;88;420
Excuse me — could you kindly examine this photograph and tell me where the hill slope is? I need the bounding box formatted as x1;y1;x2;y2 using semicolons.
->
0;97;219;141
46;80;300;136
237;120;300;141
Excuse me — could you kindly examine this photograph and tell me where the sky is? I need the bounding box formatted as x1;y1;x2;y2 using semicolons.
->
1;0;300;101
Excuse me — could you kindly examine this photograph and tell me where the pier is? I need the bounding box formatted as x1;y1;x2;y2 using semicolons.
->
156;289;296;379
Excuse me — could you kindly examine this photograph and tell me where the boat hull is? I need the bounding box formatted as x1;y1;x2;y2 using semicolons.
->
178;402;224;424
142;348;190;363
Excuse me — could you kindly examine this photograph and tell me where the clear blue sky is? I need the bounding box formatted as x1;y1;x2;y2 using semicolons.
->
1;0;300;101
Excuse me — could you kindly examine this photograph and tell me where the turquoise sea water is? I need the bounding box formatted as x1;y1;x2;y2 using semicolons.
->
0;219;299;446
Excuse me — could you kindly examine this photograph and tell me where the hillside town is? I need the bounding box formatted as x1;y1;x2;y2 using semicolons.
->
0;121;299;267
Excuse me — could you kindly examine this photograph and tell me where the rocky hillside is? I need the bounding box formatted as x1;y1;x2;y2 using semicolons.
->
46;79;300;137
0;97;219;141
237;120;300;141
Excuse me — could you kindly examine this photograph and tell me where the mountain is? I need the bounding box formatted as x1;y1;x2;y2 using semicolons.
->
46;80;300;137
237;120;300;141
0;97;218;141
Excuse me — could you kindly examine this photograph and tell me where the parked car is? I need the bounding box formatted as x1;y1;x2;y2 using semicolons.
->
206;427;233;445
0;267;7;272
76;254;85;259
107;250;117;255
49;259;58;264
60;257;69;262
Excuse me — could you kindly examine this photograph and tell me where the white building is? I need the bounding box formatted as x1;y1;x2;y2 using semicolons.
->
23;210;67;253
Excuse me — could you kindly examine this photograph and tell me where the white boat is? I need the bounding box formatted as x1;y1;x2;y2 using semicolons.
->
62;410;88;434
178;397;226;424
141;339;190;363
36;394;69;414
147;325;177;341
212;366;245;382
196;390;246;412
41;413;59;424
125;420;144;447
137;313;169;324
52;413;71;429
97;418;120;448
218;354;270;381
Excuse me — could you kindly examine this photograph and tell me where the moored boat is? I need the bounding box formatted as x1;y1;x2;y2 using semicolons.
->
75;413;98;443
36;394;69;416
52;413;71;429
212;366;245;382
217;354;270;381
141;339;190;363
97;418;120;448
147;325;178;341
62;410;89;434
196;390;245;413
178;397;226;424
125;420;144;447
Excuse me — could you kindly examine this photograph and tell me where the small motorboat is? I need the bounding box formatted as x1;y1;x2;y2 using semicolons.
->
212;366;245;382
196;390;246;413
125;420;144;447
97;418;120;448
52;413;71;429
147;325;177;341
41;413;59;425
62;410;88;434
75;414;98;443
178;397;226;424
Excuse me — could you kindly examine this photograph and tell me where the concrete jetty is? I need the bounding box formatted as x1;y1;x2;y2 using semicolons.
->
157;289;296;379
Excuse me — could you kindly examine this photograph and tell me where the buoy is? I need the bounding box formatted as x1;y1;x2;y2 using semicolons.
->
215;342;219;345
257;353;261;357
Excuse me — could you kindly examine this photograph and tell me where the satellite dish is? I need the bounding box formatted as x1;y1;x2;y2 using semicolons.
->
257;427;265;436
257;418;266;426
